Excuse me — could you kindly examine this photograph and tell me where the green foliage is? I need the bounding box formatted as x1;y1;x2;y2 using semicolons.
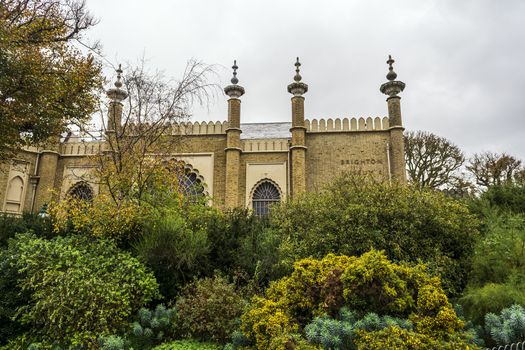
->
270;175;479;296
240;251;467;350
151;340;222;350
354;326;481;349
134;212;210;301
0;233;159;349
305;308;412;350
469;211;525;286
480;184;525;214
460;283;525;326
99;335;128;350
204;208;282;286
0;212;53;246
176;275;245;344
98;304;177;350
485;304;525;345
0;0;102;157
459;209;525;327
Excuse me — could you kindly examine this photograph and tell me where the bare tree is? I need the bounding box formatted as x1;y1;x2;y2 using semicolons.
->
80;58;218;207
404;131;465;189
467;152;523;188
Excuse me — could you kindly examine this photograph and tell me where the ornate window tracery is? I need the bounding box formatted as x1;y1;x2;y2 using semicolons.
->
67;182;94;201
252;180;281;217
179;169;205;198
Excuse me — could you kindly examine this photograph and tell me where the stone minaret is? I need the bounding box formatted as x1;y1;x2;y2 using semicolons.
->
380;55;406;183
106;64;128;136
287;58;308;197
224;61;245;208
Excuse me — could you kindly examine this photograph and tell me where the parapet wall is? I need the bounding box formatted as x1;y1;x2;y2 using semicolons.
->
170;121;228;135
60;141;104;156
305;117;389;132
242;139;289;152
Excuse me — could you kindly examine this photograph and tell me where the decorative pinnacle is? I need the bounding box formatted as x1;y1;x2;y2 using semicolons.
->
287;57;308;96
386;55;397;81
106;63;128;102
294;57;302;82
231;60;239;85
224;59;244;98
380;55;405;97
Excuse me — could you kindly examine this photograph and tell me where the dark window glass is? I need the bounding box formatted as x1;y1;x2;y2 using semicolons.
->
68;182;94;201
252;181;280;217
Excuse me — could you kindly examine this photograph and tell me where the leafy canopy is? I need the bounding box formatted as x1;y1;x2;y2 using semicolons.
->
0;0;102;157
0;233;159;349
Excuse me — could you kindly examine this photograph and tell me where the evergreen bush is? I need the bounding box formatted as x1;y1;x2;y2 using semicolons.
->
485;304;525;345
175;275;244;344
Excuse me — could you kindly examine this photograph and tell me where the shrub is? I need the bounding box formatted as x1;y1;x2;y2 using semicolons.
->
0;212;53;246
48;193;150;242
0;233;159;348
134;213;209;301
270;175;480;296
176;275;245;344
240;250;470;350
485;304;525;345
460;282;525;325
305;308;412;350
203;208;283;287
152;340;222;350
354;326;481;350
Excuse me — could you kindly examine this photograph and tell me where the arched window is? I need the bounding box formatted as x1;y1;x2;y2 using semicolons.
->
179;169;205;198
4;176;24;213
67;182;94;201
252;181;281;217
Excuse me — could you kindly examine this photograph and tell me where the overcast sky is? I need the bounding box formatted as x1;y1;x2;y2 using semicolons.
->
85;0;525;160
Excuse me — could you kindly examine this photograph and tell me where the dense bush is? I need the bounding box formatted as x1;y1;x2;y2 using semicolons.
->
485;304;525;346
134;213;209;301
479;184;525;214
176;275;245;343
270;175;480;296
99;304;177;350
0;212;53;246
240;250;472;350
305;308;412;350
0;233;159;349
203;208;282;286
151;340;222;350
460;210;525;327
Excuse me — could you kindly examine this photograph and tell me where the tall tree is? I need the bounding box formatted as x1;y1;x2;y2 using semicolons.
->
467;152;523;188
0;0;102;158
404;130;465;189
89;59;217;207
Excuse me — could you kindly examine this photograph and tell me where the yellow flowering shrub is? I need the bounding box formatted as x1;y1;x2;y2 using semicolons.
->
354;326;480;350
240;250;472;349
48;193;150;241
240;297;297;349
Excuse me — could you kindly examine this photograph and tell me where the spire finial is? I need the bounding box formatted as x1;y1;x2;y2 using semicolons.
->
287;57;308;96
114;64;123;88
231;60;239;85
294;57;302;82
224;59;245;98
380;54;405;97
386;55;397;81
106;63;128;102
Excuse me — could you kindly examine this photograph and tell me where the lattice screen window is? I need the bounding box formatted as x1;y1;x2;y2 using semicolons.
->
180;170;205;198
68;182;94;201
252;181;280;217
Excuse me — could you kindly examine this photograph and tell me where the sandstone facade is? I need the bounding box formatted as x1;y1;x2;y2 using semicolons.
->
0;57;407;215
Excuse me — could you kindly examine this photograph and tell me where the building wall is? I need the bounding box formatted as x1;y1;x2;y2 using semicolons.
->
306;131;391;192
0;121;403;214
